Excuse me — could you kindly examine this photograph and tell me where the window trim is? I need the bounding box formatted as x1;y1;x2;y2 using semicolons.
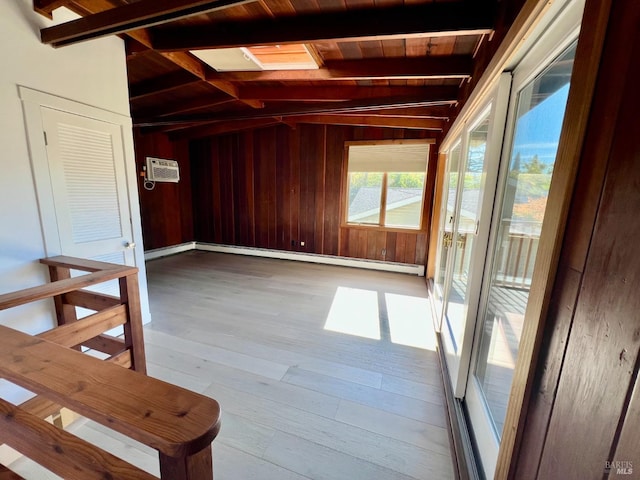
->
341;139;434;232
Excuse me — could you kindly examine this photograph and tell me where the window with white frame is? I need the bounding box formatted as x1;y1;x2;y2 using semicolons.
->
344;141;430;229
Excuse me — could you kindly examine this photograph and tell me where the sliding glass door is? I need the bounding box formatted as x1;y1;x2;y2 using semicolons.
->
433;0;585;476
438;89;509;396
432;142;461;328
465;34;579;480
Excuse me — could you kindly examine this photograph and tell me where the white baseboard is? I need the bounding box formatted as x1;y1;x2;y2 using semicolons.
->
145;242;425;276
196;243;425;276
144;241;196;261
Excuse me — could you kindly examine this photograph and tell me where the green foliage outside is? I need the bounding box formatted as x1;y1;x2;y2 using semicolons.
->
348;172;425;202
449;172;484;191
387;172;425;188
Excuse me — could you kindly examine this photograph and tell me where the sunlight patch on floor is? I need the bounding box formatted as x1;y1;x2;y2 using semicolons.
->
324;287;380;340
324;287;434;350
385;293;435;350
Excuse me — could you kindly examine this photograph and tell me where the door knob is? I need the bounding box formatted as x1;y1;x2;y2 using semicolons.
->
125;241;136;249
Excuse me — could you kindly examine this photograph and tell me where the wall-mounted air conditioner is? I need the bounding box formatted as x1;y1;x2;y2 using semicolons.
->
145;157;180;183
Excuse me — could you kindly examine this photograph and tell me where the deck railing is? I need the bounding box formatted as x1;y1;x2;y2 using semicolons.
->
453;220;540;290
0;256;221;480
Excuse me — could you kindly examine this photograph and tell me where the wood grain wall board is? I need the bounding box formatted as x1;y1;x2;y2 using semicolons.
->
385;232;397;263
339;228;349;257
174;138;195;242
324;126;346;256
266;128;279;250
355;229;367;258
252;130;265;247
190;139;215;242
314;126;327;254
513;266;582;479
210;137;223;244
289;127;301;249
276;126;292;251
395;233;407;263
242;130;257;246
235;133;255;246
414;233;427;266
403;234;417;266
369;230;380;259
219;135;236;245
256;127;275;250
298;124;322;253
536;11;640;477
612;376;640;476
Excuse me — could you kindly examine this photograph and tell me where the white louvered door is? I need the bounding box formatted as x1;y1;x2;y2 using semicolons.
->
41;107;134;271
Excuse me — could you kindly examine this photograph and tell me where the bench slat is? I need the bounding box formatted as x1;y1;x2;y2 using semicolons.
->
0;326;221;457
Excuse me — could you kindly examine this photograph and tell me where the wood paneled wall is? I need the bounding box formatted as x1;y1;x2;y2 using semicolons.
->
134;131;193;250
189;124;437;265
513;1;640;477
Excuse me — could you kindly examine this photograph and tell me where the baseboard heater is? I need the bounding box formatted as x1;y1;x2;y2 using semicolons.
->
144;242;425;276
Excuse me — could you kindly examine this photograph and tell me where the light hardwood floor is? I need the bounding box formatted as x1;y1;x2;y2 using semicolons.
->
11;251;454;480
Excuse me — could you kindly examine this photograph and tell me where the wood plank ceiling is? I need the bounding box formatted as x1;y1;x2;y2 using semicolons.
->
34;0;499;138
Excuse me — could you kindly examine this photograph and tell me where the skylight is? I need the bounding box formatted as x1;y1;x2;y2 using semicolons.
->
243;45;319;70
190;44;319;72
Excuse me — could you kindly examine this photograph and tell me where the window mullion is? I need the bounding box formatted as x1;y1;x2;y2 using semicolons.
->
379;172;388;226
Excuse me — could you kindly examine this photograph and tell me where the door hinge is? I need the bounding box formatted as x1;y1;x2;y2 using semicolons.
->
43;131;48;146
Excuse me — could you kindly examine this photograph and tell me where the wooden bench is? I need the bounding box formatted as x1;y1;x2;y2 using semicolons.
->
0;256;221;479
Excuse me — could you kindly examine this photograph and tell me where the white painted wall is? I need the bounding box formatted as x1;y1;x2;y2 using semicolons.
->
0;2;151;403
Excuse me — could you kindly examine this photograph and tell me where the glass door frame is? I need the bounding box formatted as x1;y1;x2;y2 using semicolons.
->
439;80;512;398
432;139;463;332
463;1;585;477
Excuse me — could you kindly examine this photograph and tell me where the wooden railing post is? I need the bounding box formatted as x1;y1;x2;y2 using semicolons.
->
159;445;214;480
47;265;78;328
119;272;147;374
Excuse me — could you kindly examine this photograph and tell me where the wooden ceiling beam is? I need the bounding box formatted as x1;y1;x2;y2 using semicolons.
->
169;118;285;139
129;70;201;101
238;86;458;102
125;37;151;59
133;96;235;119
150;2;494;51
334;106;454;118
134;94;457;127
59;0;263;109
210;56;473;82
40;0;256;48
33;0;69;19
133;37;262;108
285;115;445;130
132;95;236;118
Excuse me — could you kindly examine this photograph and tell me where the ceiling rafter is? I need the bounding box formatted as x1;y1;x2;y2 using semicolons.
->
329;107;454;118
133;96;236;119
284;115;445;130
167;118;285;140
237;86;458;102
150;3;494;52
43;1;263;109
207;57;473;82
40;0;256;48
134;94;458;127
34;0;68;19
129;70;201;101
